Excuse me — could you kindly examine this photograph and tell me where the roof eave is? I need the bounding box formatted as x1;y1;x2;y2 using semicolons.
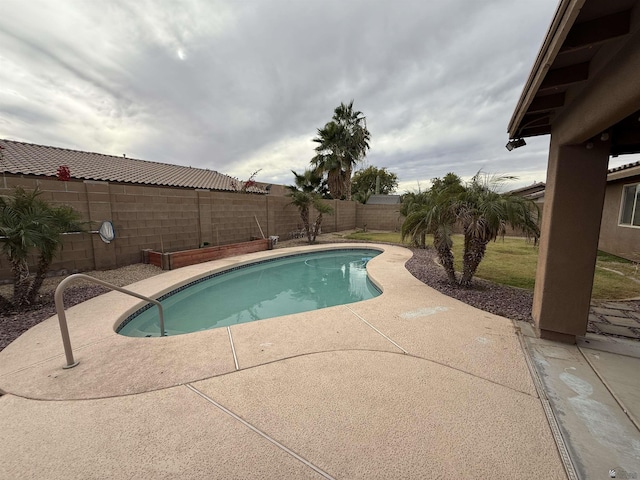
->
508;0;586;138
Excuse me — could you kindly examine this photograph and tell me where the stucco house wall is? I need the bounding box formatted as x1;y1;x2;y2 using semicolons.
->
599;173;640;262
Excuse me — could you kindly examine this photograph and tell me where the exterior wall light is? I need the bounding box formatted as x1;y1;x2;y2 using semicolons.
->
506;138;526;151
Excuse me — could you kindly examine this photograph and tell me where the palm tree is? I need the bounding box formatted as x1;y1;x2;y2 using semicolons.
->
26;204;84;304
400;190;431;248
400;172;540;287
0;188;48;307
312;121;347;199
287;170;334;244
455;173;540;286
402;189;457;283
312;101;370;200
0;187;84;308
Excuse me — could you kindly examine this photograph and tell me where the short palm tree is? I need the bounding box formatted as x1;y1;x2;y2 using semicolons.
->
26;204;84;304
400;190;431;248
402;189;457;283
0;187;84;308
400;172;540;287
287;170;334;244
455;173;540;286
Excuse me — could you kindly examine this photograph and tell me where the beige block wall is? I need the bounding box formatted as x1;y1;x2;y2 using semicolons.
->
266;196;303;239
0;174;409;281
356;204;403;231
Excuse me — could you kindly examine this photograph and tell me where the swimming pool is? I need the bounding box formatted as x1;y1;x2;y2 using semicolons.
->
117;248;381;337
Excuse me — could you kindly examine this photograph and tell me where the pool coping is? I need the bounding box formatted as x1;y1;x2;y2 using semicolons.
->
0;243;537;401
117;246;383;335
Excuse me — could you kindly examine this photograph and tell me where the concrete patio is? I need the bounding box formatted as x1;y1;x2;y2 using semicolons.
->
0;244;636;478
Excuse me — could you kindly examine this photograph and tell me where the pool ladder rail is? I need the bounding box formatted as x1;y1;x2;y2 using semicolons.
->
54;273;165;369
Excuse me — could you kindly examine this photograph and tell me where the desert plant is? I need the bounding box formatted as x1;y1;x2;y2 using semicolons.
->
287;170;333;244
455;173;539;286
401;172;540;287
0;187;84;308
402;188;457;283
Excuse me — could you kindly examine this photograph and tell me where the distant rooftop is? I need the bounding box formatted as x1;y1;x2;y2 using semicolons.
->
0;139;266;193
608;160;640;174
507;182;546;197
367;194;401;205
607;160;640;182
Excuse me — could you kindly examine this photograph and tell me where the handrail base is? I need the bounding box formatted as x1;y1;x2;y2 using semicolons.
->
63;361;80;369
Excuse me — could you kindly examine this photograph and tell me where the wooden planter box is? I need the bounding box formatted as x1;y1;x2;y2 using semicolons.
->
142;238;272;270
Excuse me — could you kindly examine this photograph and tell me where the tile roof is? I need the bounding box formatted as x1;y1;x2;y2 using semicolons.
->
0;139;266;193
608;160;640;174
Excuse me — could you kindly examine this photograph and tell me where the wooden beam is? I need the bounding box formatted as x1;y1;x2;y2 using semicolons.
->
560;10;631;53
528;93;565;112
522;112;552;128
540;62;589;91
552;31;640;145
613;127;640;148
520;125;552;137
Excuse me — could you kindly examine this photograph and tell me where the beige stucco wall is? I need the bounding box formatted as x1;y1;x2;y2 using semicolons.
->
599;174;640;261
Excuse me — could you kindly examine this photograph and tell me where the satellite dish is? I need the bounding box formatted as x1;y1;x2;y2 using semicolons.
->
98;221;115;244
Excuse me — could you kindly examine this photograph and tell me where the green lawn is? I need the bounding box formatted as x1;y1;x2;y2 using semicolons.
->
344;231;640;300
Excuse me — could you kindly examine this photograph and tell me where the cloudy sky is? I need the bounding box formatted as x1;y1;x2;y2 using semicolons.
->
0;0;633;192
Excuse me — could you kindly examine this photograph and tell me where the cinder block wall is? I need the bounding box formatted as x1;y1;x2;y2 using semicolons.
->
356;204;403;231
0;174;404;281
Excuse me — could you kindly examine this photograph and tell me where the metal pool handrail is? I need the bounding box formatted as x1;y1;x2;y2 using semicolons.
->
54;273;165;369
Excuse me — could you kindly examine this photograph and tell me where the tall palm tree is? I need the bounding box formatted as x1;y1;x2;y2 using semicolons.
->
455;173;540;286
312;101;370;200
312;121;347;199
287;170;334;244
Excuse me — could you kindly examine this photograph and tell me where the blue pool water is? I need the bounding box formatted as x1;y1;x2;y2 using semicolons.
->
117;249;381;337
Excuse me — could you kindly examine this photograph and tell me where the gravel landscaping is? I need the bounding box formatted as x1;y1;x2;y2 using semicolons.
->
0;264;162;351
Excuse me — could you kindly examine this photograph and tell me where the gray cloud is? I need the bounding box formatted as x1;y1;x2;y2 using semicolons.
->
5;0;622;193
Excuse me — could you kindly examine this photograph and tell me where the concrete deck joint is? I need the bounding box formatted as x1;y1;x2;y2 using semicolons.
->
344;305;408;354
516;330;579;480
185;383;335;479
578;346;640;432
227;327;239;370
0;244;573;477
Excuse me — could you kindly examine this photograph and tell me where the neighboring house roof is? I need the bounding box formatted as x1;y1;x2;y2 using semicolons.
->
0;139;266;193
607;160;640;182
507;182;546;197
367;194;401;205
